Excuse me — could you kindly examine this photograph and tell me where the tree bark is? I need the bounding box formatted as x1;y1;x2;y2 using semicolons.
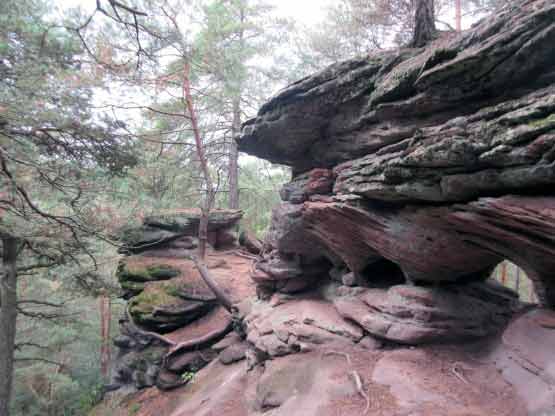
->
183;61;215;261
228;6;245;211
182;61;234;318
228;97;241;210
0;236;18;416
194;259;233;313
99;294;111;379
412;0;436;47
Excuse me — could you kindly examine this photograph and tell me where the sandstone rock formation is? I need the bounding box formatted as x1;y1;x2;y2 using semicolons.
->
119;209;243;255
239;0;555;309
110;210;256;392
94;2;555;415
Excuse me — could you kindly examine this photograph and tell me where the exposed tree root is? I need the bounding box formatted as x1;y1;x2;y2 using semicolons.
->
194;258;234;314
350;370;370;415
323;350;370;414
165;318;233;359
125;304;176;346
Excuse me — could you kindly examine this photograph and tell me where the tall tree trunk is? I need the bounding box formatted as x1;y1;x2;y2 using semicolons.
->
182;61;234;312
0;236;18;416
228;97;241;210
455;0;462;32
183;61;215;261
228;6;245;211
99;294;111;379
412;0;436;47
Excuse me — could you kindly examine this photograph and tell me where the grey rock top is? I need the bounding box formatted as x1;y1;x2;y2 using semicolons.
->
238;0;555;203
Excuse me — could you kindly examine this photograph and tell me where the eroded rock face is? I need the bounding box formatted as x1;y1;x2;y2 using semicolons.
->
245;292;364;361
100;2;555;413
239;2;555;174
332;281;519;344
240;0;555;309
109;208;253;391
118;209;243;254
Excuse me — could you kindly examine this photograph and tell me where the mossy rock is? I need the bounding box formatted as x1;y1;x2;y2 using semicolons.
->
129;285;181;320
144;209;243;233
527;113;555;130
129;282;216;332
117;225;181;249
117;260;180;284
120;280;146;296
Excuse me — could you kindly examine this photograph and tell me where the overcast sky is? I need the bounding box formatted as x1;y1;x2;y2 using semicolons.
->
273;0;333;25
58;0;477;36
58;0;333;27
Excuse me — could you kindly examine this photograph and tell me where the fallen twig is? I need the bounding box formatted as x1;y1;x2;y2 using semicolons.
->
451;362;469;384
350;370;370;414
323;350;352;365
232;249;260;261
323;351;369;414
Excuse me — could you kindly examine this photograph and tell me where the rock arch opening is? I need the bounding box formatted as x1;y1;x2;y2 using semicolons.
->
492;261;539;304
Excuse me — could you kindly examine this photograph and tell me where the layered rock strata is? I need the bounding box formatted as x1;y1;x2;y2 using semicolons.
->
110;210;257;391
239;0;555;313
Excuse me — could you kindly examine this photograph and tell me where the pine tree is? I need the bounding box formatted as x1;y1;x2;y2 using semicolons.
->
0;1;137;413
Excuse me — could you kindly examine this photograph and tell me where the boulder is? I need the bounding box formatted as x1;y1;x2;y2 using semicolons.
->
166;349;217;373
245;293;364;358
332;281;519;344
119;209;243;253
128;281;217;333
219;342;248;365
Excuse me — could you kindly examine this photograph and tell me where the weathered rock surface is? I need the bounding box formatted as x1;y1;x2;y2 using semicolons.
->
238;230;263;255
279;168;334;203
119;209;243;253
239;0;555;308
332;280;519;344
95;324;541;416
245;292;364;360
488;308;555;414
93;2;555;415
110;249;257;393
239;2;555;175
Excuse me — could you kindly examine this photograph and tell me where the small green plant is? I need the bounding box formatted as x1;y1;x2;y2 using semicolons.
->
129;402;141;416
181;371;195;383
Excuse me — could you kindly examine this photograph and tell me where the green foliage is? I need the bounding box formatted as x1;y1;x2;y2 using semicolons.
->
181;371;195;383
10;273;125;416
128;403;141;416
234;159;289;237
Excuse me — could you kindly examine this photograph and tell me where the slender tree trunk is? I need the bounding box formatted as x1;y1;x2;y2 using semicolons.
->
228;7;245;211
228;97;241;210
412;0;436;47
0;236;18;416
455;0;462;32
182;61;234;312
183;61;215;261
99;294;111;379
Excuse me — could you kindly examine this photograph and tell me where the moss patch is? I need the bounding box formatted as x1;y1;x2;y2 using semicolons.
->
128;283;183;326
527;113;555;130
117;260;180;284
